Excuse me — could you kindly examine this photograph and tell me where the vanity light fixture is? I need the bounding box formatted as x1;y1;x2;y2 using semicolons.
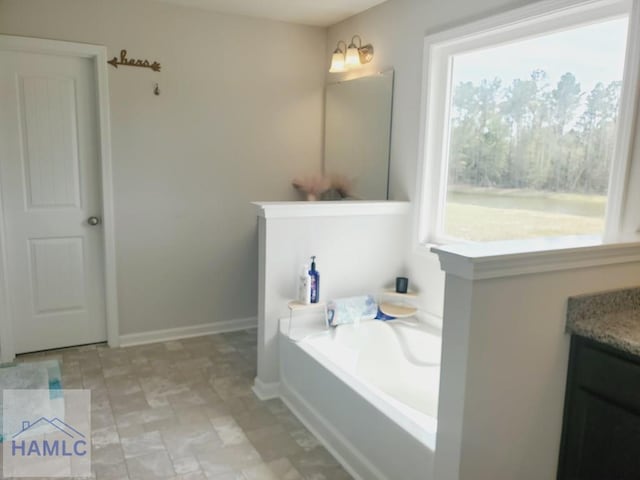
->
329;35;374;72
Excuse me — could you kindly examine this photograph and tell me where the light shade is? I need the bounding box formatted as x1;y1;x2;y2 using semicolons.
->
345;46;360;67
329;51;346;73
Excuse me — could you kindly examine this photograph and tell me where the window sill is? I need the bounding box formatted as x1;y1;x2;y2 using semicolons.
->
430;235;640;280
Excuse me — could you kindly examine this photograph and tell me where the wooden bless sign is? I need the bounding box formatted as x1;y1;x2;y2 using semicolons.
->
108;49;161;72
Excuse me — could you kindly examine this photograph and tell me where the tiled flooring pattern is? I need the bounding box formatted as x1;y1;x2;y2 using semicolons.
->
12;330;352;479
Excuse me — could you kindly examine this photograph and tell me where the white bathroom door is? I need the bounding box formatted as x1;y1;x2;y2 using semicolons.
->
0;50;107;354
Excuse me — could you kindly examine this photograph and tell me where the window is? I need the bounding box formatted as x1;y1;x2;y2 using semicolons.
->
419;0;639;244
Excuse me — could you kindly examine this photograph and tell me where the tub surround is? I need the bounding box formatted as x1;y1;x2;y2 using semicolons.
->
566;287;640;356
253;201;411;400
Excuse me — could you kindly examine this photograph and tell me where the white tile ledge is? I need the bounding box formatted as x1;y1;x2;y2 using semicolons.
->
252;201;410;218
432;236;640;280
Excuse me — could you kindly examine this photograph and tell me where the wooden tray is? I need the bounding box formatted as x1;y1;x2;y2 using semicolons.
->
379;302;417;318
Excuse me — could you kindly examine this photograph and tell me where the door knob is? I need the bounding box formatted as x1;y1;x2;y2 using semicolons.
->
87;216;101;226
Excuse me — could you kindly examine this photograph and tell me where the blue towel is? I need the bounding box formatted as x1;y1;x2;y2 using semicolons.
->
375;307;396;321
327;295;377;327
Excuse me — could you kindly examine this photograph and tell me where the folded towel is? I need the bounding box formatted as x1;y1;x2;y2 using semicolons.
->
327;295;377;327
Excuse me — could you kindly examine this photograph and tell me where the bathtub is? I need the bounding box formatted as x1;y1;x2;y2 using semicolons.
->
279;317;440;480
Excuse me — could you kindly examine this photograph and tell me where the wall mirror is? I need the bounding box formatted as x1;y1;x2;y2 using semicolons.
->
323;70;394;200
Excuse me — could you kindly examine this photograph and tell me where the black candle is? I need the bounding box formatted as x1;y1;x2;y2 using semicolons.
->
395;277;409;294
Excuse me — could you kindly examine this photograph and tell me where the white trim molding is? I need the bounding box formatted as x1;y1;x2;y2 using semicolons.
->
416;0;639;246
605;0;640;240
253;201;410;219
432;237;640;280
0;198;13;363
251;378;281;400
0;34;119;360
119;317;257;347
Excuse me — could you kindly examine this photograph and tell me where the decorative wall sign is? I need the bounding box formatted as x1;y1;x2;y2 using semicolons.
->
108;50;161;72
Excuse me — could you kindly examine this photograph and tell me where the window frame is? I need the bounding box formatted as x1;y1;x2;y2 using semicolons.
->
416;0;640;247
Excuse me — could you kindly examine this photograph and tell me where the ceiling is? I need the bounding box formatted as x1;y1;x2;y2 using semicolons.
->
151;0;387;27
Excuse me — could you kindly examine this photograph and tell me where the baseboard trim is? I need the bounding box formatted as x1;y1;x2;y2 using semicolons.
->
252;377;281;400
119;317;257;347
280;378;386;480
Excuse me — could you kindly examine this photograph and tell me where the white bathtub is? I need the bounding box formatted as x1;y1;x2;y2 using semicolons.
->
279;317;440;480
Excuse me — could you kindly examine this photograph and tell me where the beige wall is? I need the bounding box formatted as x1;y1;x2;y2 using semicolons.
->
0;0;327;335
327;0;536;201
328;2;640;477
326;0;536;321
327;0;640;318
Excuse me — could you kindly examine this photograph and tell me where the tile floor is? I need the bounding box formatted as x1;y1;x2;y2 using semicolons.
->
12;329;352;480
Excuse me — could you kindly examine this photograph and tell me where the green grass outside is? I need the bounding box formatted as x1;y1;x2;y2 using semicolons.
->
445;188;606;241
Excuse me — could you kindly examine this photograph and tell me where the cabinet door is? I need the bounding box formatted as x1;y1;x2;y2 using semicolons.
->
562;388;640;479
558;337;640;480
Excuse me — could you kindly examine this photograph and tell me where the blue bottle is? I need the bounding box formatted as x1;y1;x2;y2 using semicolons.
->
309;256;320;303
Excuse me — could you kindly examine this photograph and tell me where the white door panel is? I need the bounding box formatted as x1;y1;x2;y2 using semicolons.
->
29;237;86;314
0;51;107;353
21;75;82;208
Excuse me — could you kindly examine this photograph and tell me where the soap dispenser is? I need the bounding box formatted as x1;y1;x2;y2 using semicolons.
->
298;264;311;304
309;256;320;303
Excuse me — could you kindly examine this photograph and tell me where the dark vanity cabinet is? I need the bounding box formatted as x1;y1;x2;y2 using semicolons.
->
557;335;640;479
